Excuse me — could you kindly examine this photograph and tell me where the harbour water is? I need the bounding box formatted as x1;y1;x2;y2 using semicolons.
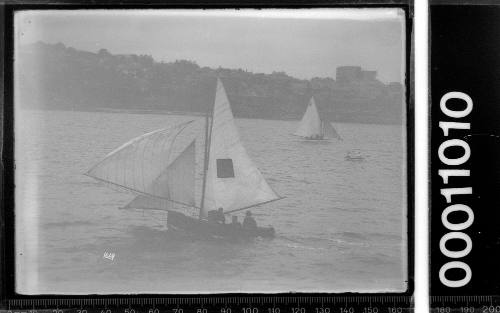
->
15;109;407;294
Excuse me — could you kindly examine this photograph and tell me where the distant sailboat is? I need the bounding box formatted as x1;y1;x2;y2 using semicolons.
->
86;79;281;238
294;97;342;140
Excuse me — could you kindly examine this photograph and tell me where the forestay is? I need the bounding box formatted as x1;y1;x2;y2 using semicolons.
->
86;121;196;207
201;79;281;218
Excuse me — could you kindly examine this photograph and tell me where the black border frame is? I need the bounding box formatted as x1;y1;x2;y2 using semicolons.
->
429;2;500;298
1;0;414;304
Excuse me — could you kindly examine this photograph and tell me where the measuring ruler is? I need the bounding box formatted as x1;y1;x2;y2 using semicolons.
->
1;296;413;313
431;296;500;312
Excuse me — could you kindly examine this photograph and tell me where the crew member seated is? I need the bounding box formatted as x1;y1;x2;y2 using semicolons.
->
242;211;257;230
208;207;226;224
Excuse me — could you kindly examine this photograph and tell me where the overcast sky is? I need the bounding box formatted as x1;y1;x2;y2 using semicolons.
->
15;9;405;83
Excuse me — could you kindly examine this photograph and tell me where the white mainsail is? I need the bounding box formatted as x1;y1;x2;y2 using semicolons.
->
86;121;196;207
87;79;281;221
295;97;342;140
294;97;322;137
201;79;281;218
123;140;196;210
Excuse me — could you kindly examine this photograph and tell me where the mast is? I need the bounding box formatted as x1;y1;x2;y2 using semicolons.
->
201;79;282;214
199;79;216;219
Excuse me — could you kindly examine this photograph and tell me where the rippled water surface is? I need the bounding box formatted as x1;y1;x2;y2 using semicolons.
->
15;109;407;294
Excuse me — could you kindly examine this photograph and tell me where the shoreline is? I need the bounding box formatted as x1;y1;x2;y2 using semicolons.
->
18;106;404;125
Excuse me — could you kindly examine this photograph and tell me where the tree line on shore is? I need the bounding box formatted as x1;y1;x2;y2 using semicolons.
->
17;41;404;124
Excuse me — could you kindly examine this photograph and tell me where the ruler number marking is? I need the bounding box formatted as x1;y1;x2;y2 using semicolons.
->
482;306;500;313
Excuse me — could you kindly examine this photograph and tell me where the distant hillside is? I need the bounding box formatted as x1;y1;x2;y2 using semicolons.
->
17;42;405;124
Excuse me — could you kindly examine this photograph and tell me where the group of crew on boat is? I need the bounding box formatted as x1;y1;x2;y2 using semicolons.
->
305;134;324;140
206;208;258;230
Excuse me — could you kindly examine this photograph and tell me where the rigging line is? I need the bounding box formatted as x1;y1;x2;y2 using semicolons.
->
160;120;193;167
132;130;147;191
200;86;215;215
162;122;195;207
161;135;173;207
223;196;285;215
165;121;194;170
120;206;175;213
139;121;193;195
154;132;170;189
147;131;161;189
150;131;163;179
140;131;148;192
85;173;201;210
267;178;284;200
130;134;141;189
144;128;160;189
129;132;140;190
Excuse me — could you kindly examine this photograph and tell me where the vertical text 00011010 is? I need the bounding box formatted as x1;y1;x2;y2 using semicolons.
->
430;2;500;302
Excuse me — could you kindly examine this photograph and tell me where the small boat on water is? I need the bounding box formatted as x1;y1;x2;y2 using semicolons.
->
86;79;282;239
345;149;365;161
294;97;342;141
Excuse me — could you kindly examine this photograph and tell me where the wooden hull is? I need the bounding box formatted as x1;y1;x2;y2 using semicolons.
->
167;211;275;239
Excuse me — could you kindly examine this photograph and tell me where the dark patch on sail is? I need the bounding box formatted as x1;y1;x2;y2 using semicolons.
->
216;159;235;178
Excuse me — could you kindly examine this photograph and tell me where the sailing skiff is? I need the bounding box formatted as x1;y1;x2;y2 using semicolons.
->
86;79;282;239
294;97;342;141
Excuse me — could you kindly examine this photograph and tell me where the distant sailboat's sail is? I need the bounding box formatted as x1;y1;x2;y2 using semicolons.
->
86;121;196;207
323;121;342;141
123;140;196;210
295;97;342;140
294;97;322;137
201;79;281;218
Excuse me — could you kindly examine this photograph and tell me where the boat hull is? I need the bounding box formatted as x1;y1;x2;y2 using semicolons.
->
167;211;275;239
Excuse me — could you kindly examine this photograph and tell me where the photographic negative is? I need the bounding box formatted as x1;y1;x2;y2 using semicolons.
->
13;8;409;294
